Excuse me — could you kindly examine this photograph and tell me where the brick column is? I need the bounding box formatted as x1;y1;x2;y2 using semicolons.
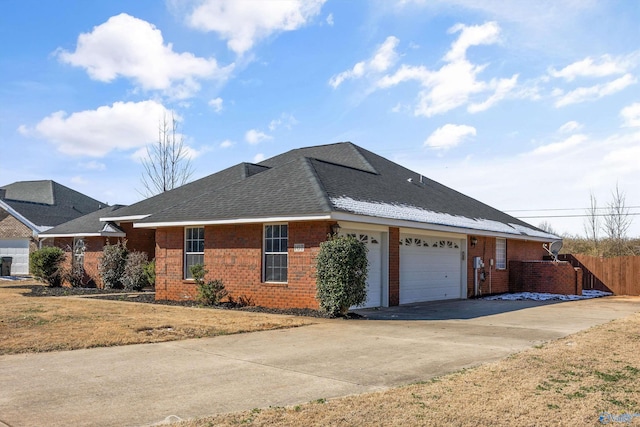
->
389;227;399;306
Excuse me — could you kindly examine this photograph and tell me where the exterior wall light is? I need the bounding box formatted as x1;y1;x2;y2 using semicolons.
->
331;223;341;235
471;236;478;247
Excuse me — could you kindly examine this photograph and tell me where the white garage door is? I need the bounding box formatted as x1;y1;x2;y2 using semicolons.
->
400;234;461;304
0;239;30;275
342;230;382;308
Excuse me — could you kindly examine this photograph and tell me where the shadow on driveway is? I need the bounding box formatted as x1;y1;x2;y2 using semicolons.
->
353;298;565;320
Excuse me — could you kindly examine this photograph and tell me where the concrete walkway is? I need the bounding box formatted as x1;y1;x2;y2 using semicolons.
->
1;296;638;427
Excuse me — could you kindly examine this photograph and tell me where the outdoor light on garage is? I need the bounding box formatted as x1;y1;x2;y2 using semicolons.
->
471;236;478;247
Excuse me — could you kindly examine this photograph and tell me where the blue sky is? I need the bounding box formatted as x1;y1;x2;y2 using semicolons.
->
1;0;639;237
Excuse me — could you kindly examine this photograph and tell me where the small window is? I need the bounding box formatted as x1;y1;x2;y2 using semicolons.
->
185;227;204;279
264;224;288;282
496;238;506;269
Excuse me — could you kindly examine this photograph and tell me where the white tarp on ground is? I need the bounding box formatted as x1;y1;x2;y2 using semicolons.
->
482;289;612;301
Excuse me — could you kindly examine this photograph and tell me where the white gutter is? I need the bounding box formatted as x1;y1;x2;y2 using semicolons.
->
133;214;333;228
38;232;126;238
130;210;557;243
99;214;150;222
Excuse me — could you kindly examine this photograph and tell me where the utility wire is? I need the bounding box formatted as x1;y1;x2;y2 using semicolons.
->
516;213;640;219
506;206;640;213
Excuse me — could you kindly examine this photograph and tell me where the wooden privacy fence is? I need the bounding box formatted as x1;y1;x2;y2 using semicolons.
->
559;254;640;296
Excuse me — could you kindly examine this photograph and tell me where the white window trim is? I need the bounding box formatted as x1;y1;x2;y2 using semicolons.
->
263;223;288;283
496;238;507;270
184;226;205;279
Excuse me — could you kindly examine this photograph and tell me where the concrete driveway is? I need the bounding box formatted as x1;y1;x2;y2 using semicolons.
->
1;296;639;427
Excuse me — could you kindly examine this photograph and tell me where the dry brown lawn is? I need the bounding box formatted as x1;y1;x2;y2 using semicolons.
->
0;280;315;355
183;312;640;426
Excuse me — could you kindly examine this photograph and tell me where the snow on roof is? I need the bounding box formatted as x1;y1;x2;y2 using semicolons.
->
330;196;558;239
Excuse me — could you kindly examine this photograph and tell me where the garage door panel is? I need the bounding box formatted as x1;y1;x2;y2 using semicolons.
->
400;234;461;304
0;239;30;275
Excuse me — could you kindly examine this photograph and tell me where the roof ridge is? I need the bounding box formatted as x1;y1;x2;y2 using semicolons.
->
300;157;332;213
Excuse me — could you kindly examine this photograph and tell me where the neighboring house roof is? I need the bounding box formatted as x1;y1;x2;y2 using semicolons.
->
0;180;107;232
39;205;126;238
103;142;558;241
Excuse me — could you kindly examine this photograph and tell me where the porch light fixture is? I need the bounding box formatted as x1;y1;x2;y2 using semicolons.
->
471;236;478;247
331;223;341;235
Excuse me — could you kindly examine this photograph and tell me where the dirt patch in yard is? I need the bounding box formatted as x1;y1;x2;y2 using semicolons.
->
0;281;317;355
181;311;640;427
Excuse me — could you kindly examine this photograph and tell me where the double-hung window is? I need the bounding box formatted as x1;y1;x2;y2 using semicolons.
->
496;238;507;270
185;227;204;279
264;224;288;282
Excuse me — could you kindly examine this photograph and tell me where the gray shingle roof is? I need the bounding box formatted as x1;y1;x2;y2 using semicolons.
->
40;205;126;236
115;142;554;239
0;180;106;228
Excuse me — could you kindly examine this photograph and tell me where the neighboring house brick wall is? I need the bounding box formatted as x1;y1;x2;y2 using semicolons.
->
466;236;548;297
509;260;582;296
155;221;333;309
0;210;33;240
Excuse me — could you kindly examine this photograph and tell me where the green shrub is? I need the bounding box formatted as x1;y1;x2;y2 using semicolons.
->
121;251;149;291
143;259;156;288
98;240;129;289
190;264;228;306
316;234;369;316
29;246;66;287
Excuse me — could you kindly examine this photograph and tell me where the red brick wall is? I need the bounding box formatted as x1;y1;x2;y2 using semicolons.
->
119;223;156;260
155;221;333;309
509;260;582;295
388;227;400;306
466;236;548;297
53;232;153;288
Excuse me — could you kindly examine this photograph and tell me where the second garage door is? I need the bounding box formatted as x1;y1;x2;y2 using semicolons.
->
400;234;462;304
342;230;383;309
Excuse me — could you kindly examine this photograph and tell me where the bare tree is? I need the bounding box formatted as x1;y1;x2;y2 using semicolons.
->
140;114;194;196
583;192;600;255
538;221;558;236
602;183;633;256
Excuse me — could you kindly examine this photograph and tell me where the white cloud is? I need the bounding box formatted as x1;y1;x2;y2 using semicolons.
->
208;97;224;113
57;13;233;99
220;140;234;148
326;13;334;26
549;54;635;81
268;113;298;131
80;160;106;171
26;100;170;157
253;153;266;162
424;124;476;150
531;134;587;155
444;21;500;62
330;36;400;88
554;73;637;107
245;129;272;145
558;121;583;133
187;0;326;54
621;103;640;127
375;22;516;117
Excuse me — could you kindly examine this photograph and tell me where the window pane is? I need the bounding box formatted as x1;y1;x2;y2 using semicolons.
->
280;225;287;238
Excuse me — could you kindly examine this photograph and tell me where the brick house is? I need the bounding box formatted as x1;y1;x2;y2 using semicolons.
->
0;180;105;275
39;205;156;287
96;142;562;309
